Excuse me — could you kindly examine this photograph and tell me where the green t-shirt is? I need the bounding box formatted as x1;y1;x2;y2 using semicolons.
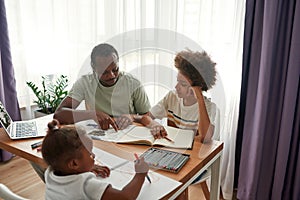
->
68;72;150;116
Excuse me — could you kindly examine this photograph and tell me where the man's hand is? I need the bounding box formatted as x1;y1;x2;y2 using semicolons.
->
91;164;110;178
115;114;133;130
96;111;118;131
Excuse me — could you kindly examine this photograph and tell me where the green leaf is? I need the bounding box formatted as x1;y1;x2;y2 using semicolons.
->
26;75;69;114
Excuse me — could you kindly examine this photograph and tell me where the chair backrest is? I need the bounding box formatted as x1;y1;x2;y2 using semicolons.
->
0;183;28;200
212;107;221;141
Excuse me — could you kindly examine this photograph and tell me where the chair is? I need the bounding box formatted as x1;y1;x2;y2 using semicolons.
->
0;183;28;200
160;104;222;199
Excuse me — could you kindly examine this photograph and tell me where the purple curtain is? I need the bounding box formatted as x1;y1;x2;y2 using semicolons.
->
0;0;21;162
236;0;300;199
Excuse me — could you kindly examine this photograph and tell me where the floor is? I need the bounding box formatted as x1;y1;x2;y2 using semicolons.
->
0;156;45;199
0;155;208;199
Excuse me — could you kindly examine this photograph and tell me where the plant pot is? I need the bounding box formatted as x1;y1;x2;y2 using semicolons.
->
34;110;50;118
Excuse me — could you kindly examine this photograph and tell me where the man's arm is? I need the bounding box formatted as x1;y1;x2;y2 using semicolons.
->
54;96;118;130
53;96;97;124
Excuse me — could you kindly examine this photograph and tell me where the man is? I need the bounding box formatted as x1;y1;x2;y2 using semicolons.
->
54;43;151;130
32;43;151;182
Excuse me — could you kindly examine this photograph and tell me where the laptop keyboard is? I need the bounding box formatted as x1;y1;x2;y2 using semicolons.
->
15;122;37;137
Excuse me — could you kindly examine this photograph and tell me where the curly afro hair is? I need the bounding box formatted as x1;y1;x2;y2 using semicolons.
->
174;49;217;91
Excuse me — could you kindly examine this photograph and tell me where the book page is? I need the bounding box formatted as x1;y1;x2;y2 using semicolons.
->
117;126;155;145
76;120;194;149
94;125;136;142
153;126;195;149
75;120;136;142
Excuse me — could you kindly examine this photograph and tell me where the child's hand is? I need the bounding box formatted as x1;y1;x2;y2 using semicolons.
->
91;164;110;178
150;125;167;139
134;157;149;174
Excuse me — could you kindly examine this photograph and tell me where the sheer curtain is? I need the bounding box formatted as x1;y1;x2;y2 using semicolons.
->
5;0;245;198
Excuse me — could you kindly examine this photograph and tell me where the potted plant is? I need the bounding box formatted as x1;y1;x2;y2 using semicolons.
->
26;75;69;117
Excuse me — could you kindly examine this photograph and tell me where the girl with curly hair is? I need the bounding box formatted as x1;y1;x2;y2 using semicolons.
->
136;49;217;143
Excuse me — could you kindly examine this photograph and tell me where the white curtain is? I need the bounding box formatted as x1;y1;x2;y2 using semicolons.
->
5;0;245;199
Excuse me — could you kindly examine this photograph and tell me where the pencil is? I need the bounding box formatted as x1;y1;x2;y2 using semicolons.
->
111;160;130;170
134;153;151;183
163;136;175;143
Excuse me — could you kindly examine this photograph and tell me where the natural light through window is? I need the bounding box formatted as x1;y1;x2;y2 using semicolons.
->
4;1;245;199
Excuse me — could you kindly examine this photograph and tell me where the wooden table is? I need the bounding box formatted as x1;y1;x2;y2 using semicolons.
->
0;128;223;199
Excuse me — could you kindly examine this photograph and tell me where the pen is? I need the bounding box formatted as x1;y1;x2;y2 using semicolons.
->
31;141;43;149
134;153;151;183
163;136;174;143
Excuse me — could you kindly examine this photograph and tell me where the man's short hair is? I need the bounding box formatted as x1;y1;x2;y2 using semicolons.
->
91;43;119;67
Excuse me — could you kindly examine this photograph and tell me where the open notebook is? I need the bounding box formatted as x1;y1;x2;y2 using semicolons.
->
93;147;182;199
77;120;195;149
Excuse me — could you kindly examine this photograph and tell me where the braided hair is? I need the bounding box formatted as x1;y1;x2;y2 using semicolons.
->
41;119;86;173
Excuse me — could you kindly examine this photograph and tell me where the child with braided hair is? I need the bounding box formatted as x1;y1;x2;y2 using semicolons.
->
42;119;149;200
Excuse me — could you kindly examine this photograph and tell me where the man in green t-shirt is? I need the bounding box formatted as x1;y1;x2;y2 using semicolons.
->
32;43;151;183
54;43;151;130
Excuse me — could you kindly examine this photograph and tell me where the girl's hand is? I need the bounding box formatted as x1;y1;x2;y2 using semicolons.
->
150;125;167;139
91;164;110;178
134;157;149;174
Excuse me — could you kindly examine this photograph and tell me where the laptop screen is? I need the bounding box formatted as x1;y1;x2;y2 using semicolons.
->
0;102;13;131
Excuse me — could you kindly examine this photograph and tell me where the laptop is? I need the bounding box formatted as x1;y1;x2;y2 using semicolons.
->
0;101;50;139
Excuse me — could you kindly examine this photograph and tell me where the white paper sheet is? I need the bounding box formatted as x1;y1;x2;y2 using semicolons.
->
93;147;182;200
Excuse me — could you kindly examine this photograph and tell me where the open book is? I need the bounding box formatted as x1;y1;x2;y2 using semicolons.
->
115;125;195;149
77;120;195;149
